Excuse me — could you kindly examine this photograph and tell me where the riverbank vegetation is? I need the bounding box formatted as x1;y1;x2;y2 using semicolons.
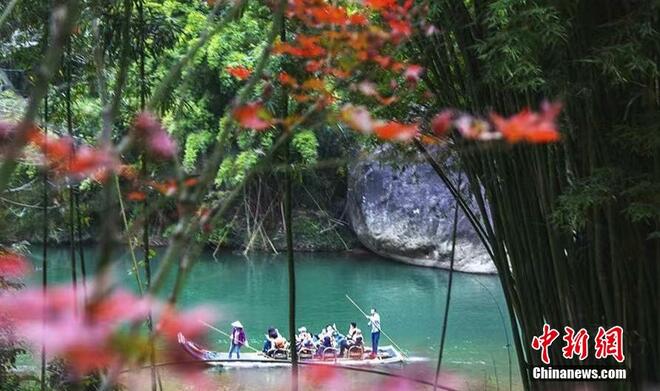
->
0;0;657;390
414;1;659;389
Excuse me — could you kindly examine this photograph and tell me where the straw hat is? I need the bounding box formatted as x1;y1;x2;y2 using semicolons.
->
231;321;243;328
298;327;307;333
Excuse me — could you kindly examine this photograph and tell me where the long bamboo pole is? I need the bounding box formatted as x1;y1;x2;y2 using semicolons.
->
115;177;144;294
344;295;408;358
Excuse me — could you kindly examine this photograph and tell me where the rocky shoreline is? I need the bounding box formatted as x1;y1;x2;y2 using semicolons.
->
347;146;496;274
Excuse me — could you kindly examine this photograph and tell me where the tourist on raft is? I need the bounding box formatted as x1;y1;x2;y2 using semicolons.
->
296;327;314;352
228;320;247;359
313;324;336;357
332;324;347;349
262;327;288;357
367;308;381;358
339;322;363;356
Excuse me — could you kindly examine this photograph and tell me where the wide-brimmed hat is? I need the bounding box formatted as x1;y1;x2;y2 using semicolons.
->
298;327;307;332
231;321;243;328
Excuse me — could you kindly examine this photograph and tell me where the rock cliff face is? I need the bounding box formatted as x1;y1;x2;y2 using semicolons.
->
347;146;496;274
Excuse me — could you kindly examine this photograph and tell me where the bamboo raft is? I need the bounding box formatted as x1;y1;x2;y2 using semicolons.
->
178;333;405;369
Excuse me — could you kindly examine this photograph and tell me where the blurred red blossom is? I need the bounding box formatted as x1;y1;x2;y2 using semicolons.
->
363;0;398;11
26;129;118;179
233;103;273;130
132;112;178;159
148;129;178;159
226;65;252;80
88;289;155;323
431;110;454;137
304;365;343;388
388;18;413;40
340;104;374;135
340;105;419;142
127;191;146;201
455;115;500;141
67;145;117;178
490;101;562;144
150;179;178;196
157;305;216;340
356;80;378;97
0;253;31;278
0;284;216;378
28;130;73;161
374;121;419;142
278;72;298;87
274;35;326;58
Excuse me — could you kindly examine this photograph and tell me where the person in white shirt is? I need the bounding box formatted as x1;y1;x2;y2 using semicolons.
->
296;326;314;352
340;322;363;356
366;308;381;358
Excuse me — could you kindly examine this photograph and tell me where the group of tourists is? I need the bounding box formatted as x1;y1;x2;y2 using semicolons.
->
225;308;383;360
294;321;364;358
262;326;289;355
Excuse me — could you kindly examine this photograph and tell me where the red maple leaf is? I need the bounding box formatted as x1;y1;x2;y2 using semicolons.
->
232;103;273;130
490;101;562;144
373;121;419;142
431;110;454;137
226;66;252;80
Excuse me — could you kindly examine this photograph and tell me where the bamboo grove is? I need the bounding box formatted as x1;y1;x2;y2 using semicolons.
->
415;0;659;389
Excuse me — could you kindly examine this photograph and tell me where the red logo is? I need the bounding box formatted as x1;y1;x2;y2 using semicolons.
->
531;325;624;364
562;326;589;360
595;326;625;363
531;323;560;365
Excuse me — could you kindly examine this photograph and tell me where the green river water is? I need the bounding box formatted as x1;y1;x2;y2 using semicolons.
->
27;246;521;390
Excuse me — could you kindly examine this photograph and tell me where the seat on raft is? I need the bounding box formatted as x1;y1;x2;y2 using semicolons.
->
348;345;364;359
321;347;339;360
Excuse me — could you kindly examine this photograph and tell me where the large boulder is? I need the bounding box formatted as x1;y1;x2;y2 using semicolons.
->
347;146;496;274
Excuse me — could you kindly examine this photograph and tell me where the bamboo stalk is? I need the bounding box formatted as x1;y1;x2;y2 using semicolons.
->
278;9;298;390
39;91;48;391
434;174;461;391
65;43;78;310
115;176;144;294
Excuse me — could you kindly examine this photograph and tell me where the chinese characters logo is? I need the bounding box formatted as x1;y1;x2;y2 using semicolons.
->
531;324;624;365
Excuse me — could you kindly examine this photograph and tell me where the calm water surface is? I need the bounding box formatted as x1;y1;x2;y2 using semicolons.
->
29;246;521;390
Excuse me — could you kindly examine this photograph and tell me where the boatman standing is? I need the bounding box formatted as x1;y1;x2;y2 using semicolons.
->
366;308;381;358
228;321;246;359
